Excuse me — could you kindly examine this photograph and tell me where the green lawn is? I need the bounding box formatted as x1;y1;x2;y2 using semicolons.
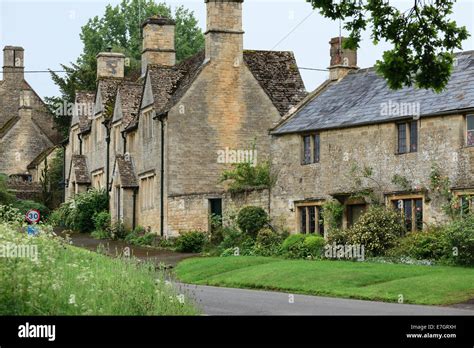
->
175;256;474;305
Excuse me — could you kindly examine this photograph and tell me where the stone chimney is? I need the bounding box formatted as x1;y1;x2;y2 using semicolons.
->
328;37;358;81
3;46;24;82
205;0;244;65
141;16;176;75
96;52;125;79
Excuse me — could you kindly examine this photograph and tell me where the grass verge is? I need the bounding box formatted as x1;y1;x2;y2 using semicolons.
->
0;223;197;315
175;256;474;305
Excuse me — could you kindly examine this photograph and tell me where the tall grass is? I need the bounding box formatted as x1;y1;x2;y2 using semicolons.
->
0;222;197;315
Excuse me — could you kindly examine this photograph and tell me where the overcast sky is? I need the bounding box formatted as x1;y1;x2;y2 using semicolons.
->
1;0;474;99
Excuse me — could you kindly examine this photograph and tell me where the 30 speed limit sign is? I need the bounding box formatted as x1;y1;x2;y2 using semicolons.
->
25;209;41;224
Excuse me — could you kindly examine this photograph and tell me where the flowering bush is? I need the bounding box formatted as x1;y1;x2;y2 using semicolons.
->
347;206;405;256
0;204;24;225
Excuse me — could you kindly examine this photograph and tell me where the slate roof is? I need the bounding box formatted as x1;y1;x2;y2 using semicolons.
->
114;154;138;188
126;49;307;130
71;155;90;184
72;91;95;133
112;81;143;127
273;50;474;135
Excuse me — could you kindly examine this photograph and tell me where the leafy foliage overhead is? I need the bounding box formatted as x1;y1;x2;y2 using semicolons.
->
308;0;470;92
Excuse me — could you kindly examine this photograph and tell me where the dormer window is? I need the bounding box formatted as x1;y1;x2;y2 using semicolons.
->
142;110;154;139
95;117;104;144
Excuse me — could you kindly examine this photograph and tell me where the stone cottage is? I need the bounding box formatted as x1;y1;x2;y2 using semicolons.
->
0;46;61;182
65;0;307;235
270;39;474;235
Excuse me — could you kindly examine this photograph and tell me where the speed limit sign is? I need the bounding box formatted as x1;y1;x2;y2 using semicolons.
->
25;209;41;224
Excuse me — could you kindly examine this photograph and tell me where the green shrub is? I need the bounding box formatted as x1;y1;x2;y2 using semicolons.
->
0;174;15;205
91;229;110;240
253;228;283;256
322;200;344;230
93;211;111;232
209;214;224;246
110;222;129;240
326;228;350;245
0;204;24;224
13;200;50;221
50;189;109;232
125;226;156;247
236;206;268;238
175;231;208;253
281;234;327;259
388;226;449;260
444;215;474;266
347;206;404;256
219;226;244;250
220;247;238;257
303;235;326;259
281;234;307;259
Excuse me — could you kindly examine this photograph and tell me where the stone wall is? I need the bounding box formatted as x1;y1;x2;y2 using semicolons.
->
270;114;474;232
166;189;270;236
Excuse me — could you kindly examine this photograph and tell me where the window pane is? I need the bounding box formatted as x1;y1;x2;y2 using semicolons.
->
415;199;423;231
303;136;311;164
461;196;472;216
300;207;307;233
404;199;412;232
468;115;474;130
410;121;418;152
348;204;366;227
314;134;320;163
308;206;316;233
467;130;474;147
398;123;407;153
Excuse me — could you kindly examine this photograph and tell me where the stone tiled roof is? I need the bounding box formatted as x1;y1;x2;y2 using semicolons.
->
112;81;143;128
274;50;474;135
97;77;123;119
127;49;307;130
243;50;307;116
71;154;90;184
27;145;58;169
115;154;138;188
72;91;95;133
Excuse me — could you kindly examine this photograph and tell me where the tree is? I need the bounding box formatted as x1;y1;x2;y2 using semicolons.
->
308;0;469;92
48;0;204;134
